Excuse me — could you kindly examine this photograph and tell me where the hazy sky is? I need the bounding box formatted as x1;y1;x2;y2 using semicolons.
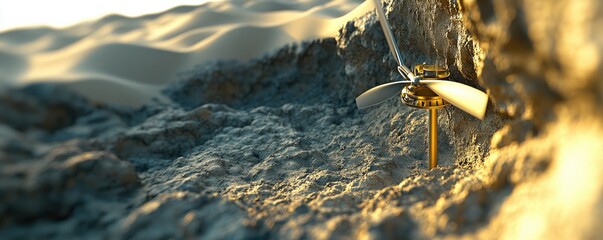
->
0;0;209;31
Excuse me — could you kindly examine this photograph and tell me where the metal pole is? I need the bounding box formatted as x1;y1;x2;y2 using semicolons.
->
428;109;438;169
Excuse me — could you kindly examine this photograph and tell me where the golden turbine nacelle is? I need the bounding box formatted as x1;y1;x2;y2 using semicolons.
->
401;64;450;109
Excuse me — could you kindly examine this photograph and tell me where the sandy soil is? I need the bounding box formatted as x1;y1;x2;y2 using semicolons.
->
1;0;603;239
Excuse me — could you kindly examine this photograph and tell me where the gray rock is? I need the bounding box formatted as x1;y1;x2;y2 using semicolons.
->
0;140;139;227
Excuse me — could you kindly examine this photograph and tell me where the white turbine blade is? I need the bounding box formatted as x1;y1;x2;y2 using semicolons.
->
422;80;488;120
373;0;417;82
356;81;409;109
373;0;403;67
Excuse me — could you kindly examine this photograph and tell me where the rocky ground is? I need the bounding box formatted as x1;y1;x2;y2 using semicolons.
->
1;0;603;239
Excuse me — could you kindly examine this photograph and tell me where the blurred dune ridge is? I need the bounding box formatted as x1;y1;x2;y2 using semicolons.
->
0;0;371;107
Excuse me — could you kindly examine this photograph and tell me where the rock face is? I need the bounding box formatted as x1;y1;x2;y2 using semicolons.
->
460;0;603;238
1;0;603;239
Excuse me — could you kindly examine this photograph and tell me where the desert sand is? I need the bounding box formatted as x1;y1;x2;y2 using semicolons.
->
0;0;371;107
1;0;603;239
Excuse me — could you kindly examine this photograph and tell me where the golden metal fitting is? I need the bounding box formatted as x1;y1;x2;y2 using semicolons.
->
400;64;450;170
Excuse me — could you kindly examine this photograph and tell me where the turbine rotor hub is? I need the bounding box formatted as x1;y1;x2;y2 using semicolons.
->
400;64;451;109
401;84;448;109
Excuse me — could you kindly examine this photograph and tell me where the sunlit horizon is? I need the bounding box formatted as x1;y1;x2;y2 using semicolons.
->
0;0;211;32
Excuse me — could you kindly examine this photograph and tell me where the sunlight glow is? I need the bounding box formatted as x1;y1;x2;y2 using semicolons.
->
0;0;209;32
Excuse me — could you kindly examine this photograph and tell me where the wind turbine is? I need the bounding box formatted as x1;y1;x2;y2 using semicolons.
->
356;0;488;169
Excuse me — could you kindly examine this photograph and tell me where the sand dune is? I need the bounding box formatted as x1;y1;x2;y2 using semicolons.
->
0;50;27;86
0;0;372;107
